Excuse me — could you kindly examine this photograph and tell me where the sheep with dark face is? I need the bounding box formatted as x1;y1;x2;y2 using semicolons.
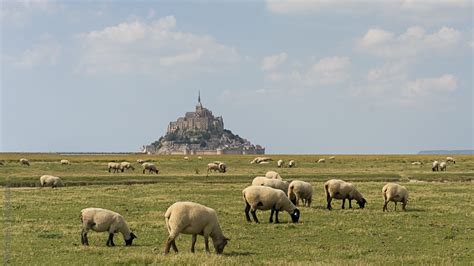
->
60;159;70;165
277;159;284;168
19;158;30;166
382;183;408;212
439;161;447;171
288;160;296;168
40;175;63;188
108;162;121;173
324;179;367;210
446;157;456;164
120;162;135;172
288;180;313;207
432;161;440;171
142;163;159;174
207;162;226;175
242;186;300;224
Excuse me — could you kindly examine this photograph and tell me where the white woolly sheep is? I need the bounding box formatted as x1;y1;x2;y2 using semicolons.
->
324;179;367;210
259;161;270;165
329;156;336;160
164;201;229;255
432;161;440;171
60;159;70;165
19;158;30;166
250;157;273;164
317;158;326;163
80;207;137;246
184;156;189;160
288;180;313;207
197;156;203;160
439;161;447;171
120;162;135;172
288;160;296;168
446;157;456;164
252;176;290;194
142;162;159;174
242;186;300;224
411;161;423;165
265;171;282;180
207;162;226;175
39;175;63;188
382;183;408;212
108;162;121;173
277;159;284;168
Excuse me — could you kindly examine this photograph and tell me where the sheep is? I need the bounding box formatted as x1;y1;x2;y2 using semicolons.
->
60;159;70;165
411;161;423;165
288;180;313;207
242;186;300;224
265;171;282;180
184;156;189;160
250;157;272;164
39;175;63;188
446;157;456;164
432;161;440;171
142;162;159;174
259;161;270;165
207;162;226;175
164;202;229;255
252;176;290;194
324;179;367;210
382;183;408;212
137;159;145;164
288;160;296;168
197;156;203;160
317;158;325;163
19;158;30;166
277;159;284;168
120;162;135;172
108;162;121;173
439;161;447;171
329;156;336;160
80;208;137;247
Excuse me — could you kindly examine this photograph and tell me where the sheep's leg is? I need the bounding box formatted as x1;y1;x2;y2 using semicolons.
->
326;196;332;210
81;229;89;246
307;197;312;207
143;169;146;174
349;199;352;209
204;236;210;253
251;210;259;223
269;208;275;223
244;203;251;222
165;236;178;254
171;239;178;253
383;200;388;212
106;233;115;247
402;200;407;211
191;234;197;253
341;198;346;209
275;210;279;223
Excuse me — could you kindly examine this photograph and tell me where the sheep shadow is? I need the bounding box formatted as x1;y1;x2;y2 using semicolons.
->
223;251;254;257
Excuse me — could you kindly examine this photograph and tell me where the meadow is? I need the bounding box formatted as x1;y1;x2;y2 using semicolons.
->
1;153;473;265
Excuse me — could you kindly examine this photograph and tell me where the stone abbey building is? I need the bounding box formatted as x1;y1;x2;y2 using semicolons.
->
143;93;265;155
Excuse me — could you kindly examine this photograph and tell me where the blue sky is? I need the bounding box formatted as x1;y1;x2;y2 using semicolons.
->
1;0;472;154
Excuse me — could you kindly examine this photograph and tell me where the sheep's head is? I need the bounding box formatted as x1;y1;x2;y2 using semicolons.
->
291;209;300;223
357;198;367;209
125;233;137;246
214;237;230;254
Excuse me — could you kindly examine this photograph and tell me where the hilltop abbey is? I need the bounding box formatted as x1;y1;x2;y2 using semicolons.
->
143;93;265;155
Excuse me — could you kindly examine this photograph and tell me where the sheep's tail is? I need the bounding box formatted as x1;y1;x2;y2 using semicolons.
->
164;208;172;232
288;185;294;198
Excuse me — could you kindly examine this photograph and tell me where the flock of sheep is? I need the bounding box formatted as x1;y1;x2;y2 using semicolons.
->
6;155;459;255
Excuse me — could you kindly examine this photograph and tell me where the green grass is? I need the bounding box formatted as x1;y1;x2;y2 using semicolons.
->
1;153;473;264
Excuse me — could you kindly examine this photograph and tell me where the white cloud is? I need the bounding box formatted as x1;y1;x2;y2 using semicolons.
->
77;16;240;75
358;26;464;58
261;52;287;71
11;36;61;68
404;74;458;97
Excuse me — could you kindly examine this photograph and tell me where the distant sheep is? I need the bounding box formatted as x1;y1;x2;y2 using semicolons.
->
184;156;189;160
277;159;284;168
432;161;440;171
80;208;137;246
411;161;423;165
120;162;135;172
60;159;70;165
265;171;282;180
108;162;121;173
439;161;447;171
252;176;289;194
288;160;296;168
137;159;145;164
242;186;300;224
324;179;367;210
40;175;63;188
446;157;456;164
259;161;270;165
207;162;226;175
382;183;408;212
142;162;159;174
164;202;229;255
19;158;30;166
288;180;313;207
250;157;273;164
317;158;325;163
198;156;203;160
329;156;336;160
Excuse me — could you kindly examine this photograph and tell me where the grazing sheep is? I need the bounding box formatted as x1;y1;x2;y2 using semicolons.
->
164;202;229;255
198;156;203;160
317;158;325;163
288;180;313;207
60;159;70;165
432;161;440;171
382;183;408;212
329;156;336;160
324;179;367;210
252;176;290;194
439;161;447;171
242;186;300;224
446;157;456;164
120;162;135;172
277;159;284;168
19;158;30;166
411;161;423;165
184;156;189;160
250;157;273;164
288;160;296;168
259;161;270;165
80;208;137;246
142;162;159;174
108;162;121;173
137;159;145;164
39;175;63;188
265;171;282;180
207;162;226;175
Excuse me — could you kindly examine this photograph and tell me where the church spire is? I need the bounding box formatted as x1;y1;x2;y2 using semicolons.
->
198;90;201;104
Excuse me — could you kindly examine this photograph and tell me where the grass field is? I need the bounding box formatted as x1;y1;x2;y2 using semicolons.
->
1;153;473;264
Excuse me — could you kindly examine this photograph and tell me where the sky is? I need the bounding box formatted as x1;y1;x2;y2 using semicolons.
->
1;0;473;154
